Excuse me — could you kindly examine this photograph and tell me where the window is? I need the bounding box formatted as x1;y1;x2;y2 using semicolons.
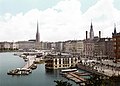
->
55;59;57;65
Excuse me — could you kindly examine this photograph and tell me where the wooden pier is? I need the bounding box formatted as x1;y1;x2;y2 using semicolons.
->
62;71;88;84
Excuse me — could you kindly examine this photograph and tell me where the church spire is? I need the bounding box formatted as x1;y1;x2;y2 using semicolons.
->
114;23;117;34
36;21;40;42
90;21;94;39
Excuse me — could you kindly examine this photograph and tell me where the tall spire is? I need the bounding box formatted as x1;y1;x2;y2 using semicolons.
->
90;21;94;39
36;21;40;42
114;23;117;34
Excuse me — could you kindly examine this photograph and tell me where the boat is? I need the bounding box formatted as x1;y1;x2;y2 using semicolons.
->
29;64;37;70
7;68;32;75
24;58;28;62
61;68;78;73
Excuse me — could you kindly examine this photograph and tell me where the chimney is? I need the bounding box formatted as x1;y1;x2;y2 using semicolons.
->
86;31;88;39
99;31;101;38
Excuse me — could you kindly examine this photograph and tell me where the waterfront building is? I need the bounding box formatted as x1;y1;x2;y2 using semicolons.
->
17;40;35;50
0;42;10;50
16;21;41;50
112;24;120;62
84;22;101;58
63;40;84;55
45;53;79;69
0;42;19;50
94;38;114;59
84;22;114;59
84;39;96;58
10;42;19;50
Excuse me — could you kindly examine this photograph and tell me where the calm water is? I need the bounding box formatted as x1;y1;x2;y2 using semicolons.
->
0;52;79;86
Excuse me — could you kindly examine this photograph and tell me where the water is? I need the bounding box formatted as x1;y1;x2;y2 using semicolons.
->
0;52;79;86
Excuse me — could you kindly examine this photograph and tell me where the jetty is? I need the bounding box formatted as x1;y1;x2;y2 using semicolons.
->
62;71;88;85
23;56;35;69
7;55;37;75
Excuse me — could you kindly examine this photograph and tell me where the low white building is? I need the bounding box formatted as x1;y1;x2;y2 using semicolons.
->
45;53;79;69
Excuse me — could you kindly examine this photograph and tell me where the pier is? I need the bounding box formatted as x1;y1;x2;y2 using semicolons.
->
61;70;90;85
7;55;37;75
23;56;36;69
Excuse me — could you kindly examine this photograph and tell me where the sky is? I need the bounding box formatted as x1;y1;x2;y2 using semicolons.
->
0;0;120;42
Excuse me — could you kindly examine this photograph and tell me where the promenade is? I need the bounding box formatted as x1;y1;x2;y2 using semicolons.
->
77;59;120;77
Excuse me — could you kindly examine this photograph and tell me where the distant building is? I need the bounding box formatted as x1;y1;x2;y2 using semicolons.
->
0;42;10;50
17;41;35;50
0;42;19;50
55;42;64;52
94;38;114;59
112;24;120;62
63;40;84;55
45;53;79;69
17;21;41;50
10;42;19;49
84;22;114;59
40;42;52;50
84;22;101;58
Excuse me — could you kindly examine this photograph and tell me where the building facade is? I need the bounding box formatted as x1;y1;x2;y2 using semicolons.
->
17;41;35;50
0;42;19;50
45;53;79;69
112;24;120;62
94;38;114;59
63;40;84;54
84;22;101;58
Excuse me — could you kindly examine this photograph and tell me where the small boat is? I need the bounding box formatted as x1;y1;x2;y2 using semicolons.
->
30;64;37;70
7;68;32;75
61;68;78;73
24;58;28;62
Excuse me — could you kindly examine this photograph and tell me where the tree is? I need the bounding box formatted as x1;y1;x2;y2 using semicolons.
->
54;80;72;86
85;74;120;86
85;74;108;86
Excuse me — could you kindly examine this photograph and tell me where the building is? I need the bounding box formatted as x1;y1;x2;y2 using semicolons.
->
55;42;64;52
63;40;84;55
17;41;35;50
84;22;101;58
10;42;19;49
0;42;10;50
17;21;41;50
94;38;114;59
40;42;52;50
0;42;19;50
112;24;120;62
45;53;79;69
84;22;114;60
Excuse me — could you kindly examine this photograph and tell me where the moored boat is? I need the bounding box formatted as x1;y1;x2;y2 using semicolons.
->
61;68;78;73
7;68;32;75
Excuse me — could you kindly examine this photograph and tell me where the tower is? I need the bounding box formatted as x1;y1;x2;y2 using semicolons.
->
114;23;117;35
35;21;40;50
89;22;94;39
36;21;40;42
86;31;88;39
99;31;101;38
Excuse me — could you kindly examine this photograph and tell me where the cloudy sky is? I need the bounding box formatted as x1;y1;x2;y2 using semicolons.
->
0;0;120;42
